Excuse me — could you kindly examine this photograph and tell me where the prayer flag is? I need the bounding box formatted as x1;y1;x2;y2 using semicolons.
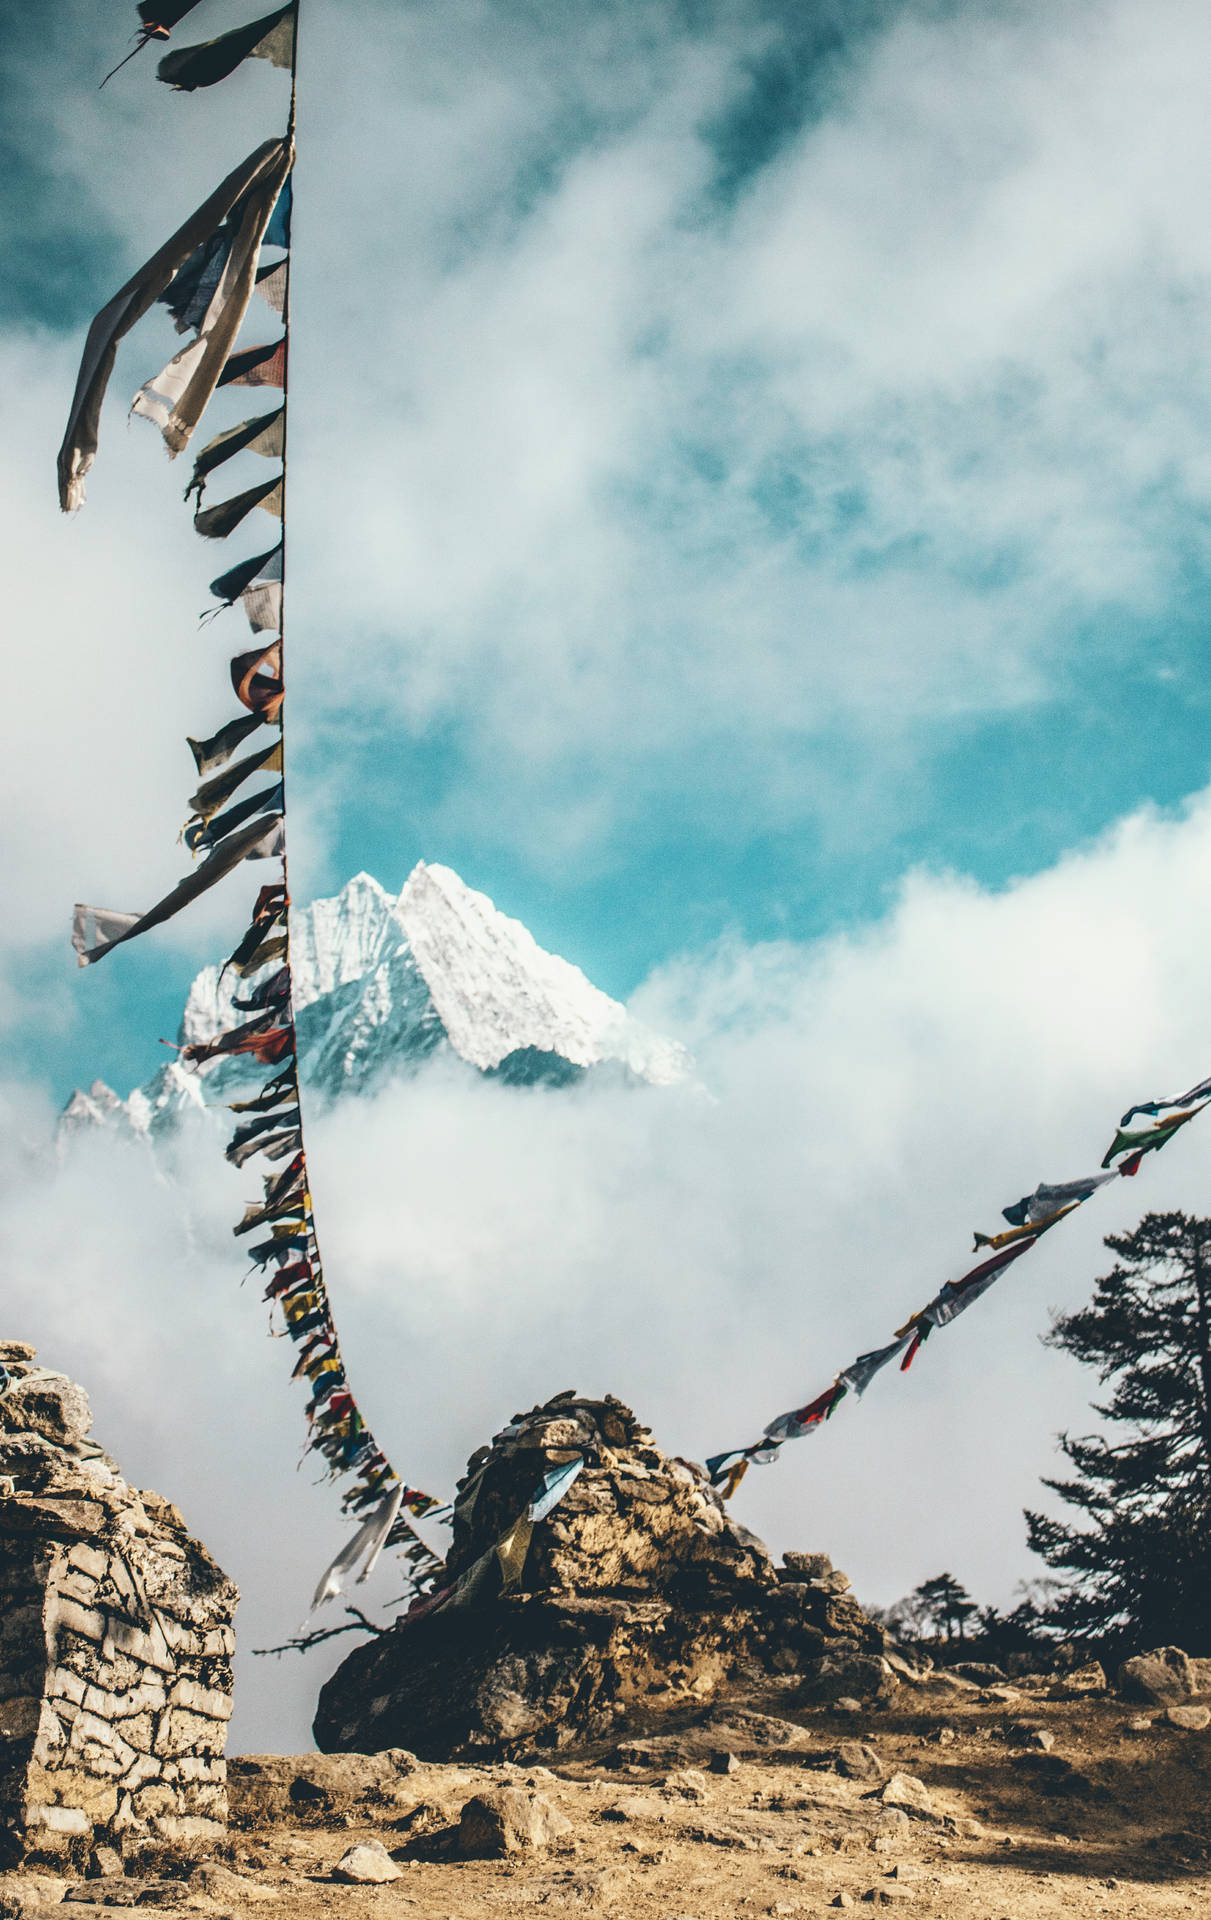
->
209;545;281;607
185;407;284;503
157;5;296;91
1119;1073;1211;1129
242;580;282;634
231;641;283;718
59;138;291;509
255;259;288;317
1001;1171;1120;1228
72;814;282;965
188;737;282;824
194;473;282;540
186;710;265;777
218;337;285;390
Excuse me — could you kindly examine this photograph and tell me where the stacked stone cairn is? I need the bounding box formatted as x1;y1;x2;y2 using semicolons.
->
315;1390;889;1761
0;1343;237;1868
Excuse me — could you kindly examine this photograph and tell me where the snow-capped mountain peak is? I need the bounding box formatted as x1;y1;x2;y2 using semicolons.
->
62;862;691;1141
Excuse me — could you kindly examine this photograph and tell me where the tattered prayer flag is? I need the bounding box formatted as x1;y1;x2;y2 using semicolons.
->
185;407;284;503
58;137;291;510
241;580;282;634
764;1383;841;1443
264;176;292;250
194;473;282;540
232;964;291;1014
187;1018;295;1073
527;1456;585;1523
836;1334;915;1399
185;782;282;857
1001;1171;1120;1228
974;1204;1078;1251
186;709;264;777
1101;1105;1206;1171
209;545;281;607
131;163;292;458
138;1;207;28
255;259;288;317
159;229;231;335
231;641;283;717
71;905;142;967
188;737;282;824
71;814;281;965
157;4;296;91
1119;1073;1211;1130
917;1237;1037;1333
218;338;286;390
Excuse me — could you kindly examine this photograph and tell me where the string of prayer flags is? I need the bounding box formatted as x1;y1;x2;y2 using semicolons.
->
58;137;291;509
708;1055;1211;1496
157;5;297;92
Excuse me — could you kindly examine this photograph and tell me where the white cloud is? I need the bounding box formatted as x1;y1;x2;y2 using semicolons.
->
9;784;1211;1748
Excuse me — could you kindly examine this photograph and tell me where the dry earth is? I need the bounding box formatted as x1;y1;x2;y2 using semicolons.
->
4;1678;1211;1920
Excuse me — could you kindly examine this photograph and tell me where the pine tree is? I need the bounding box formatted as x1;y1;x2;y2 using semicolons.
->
1026;1211;1211;1652
911;1572;978;1643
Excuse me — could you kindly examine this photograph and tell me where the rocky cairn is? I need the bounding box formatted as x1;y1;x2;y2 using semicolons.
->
0;1343;237;1867
315;1391;888;1761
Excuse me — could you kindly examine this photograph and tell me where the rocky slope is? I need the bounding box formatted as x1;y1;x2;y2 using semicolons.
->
59;863;691;1144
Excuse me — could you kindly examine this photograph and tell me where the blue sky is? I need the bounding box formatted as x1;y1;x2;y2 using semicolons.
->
8;0;1211;1746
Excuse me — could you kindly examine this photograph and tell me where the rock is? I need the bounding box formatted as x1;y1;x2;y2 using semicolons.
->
457;1787;572;1856
315;1392;887;1760
1027;1729;1055;1751
783;1553;834;1581
189;1863;281;1902
1128;1717;1153;1732
1118;1648;1195;1705
1190;1657;1211;1698
831;1895;855;1909
709;1751;740;1774
662;1769;710;1801
835;1742;884;1782
0;1346;237;1870
332;1840;404;1883
85;1848;124;1878
1054;1662;1107;1696
228;1751;417;1822
829;1694;867;1714
1160;1705;1211;1731
861;1886;914;1904
948;1663;1007;1685
924;1671;978;1696
877;1774;933;1818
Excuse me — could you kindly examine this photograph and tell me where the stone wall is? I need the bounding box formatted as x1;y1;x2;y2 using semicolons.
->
315;1391;890;1761
0;1343;237;1867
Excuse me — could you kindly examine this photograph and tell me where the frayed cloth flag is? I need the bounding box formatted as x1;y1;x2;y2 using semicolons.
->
210;545;281;607
157;4;296;91
1001;1171;1120;1228
184;782;282;857
242;580;282;634
836;1334;915;1399
186;710;265;777
72;813;281;965
265;176;292;249
1101;1105;1206;1171
219;338;285;390
159;229;231;336
137;1;208;28
188;737;282;824
131;164;291;459
1119;1073;1211;1129
58;137;291;510
194;473;282;539
185;407;284;503
232;641;283;717
528;1456;585;1523
310;1484;405;1611
255;259;288;317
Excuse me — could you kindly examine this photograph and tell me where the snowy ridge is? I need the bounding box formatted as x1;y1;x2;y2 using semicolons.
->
61;862;691;1142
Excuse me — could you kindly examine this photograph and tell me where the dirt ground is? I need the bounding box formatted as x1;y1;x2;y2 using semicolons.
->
6;1679;1211;1919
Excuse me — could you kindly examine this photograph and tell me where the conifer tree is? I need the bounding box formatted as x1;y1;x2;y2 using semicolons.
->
1026;1211;1211;1651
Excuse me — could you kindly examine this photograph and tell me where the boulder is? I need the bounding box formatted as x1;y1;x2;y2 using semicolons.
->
0;1343;237;1869
877;1773;933;1818
332;1840;403;1882
457;1787;571;1856
1118;1648;1195;1705
1159;1705;1211;1732
315;1392;888;1760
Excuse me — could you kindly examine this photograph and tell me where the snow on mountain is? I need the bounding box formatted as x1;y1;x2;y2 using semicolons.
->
61;862;691;1143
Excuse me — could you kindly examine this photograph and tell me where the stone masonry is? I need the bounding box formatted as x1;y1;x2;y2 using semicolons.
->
0;1342;238;1867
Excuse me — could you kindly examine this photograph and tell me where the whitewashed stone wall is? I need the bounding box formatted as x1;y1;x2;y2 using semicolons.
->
0;1343;237;1866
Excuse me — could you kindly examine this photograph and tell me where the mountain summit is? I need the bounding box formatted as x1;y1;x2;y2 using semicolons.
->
60;863;691;1143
